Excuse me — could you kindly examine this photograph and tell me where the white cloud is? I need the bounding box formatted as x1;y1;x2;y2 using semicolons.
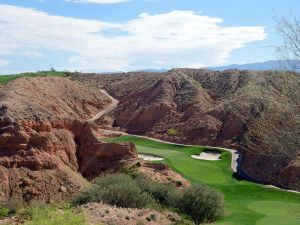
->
0;59;9;67
65;0;130;4
0;4;266;71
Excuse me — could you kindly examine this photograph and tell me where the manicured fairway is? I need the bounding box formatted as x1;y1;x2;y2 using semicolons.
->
108;135;300;225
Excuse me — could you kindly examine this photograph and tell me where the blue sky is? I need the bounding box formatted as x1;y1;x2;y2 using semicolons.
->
0;0;299;74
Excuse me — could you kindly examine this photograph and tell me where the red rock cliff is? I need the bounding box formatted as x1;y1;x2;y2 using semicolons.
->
0;77;137;202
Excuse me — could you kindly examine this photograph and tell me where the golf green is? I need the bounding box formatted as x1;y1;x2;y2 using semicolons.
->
108;135;300;225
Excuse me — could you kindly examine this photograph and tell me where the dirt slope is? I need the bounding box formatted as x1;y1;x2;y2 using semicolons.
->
75;69;300;191
0;77;137;202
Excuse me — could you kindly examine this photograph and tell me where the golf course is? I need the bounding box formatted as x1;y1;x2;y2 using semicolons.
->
108;135;300;225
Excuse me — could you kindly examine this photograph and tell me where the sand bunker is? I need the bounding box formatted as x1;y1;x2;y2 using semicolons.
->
138;153;164;161
191;151;221;161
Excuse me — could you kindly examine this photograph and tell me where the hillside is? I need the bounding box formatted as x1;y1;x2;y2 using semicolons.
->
75;69;300;191
0;76;137;201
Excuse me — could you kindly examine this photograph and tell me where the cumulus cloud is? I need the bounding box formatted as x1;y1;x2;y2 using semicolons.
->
65;0;130;4
0;4;266;71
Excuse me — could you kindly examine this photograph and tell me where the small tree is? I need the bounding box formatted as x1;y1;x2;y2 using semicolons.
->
176;184;225;225
167;128;177;136
275;14;300;71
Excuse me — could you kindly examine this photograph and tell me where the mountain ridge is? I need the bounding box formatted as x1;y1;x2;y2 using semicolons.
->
207;60;300;71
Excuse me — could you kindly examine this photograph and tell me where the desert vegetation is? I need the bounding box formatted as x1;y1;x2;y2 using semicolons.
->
170;185;225;225
167;128;177;136
0;198;24;219
24;203;86;225
72;173;225;225
0;200;87;225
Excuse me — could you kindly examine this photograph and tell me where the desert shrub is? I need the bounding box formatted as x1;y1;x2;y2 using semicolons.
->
118;161;141;178
0;197;24;218
71;185;100;206
175;180;183;187
73;174;225;225
167;128;177;136
166;188;184;209
174;184;225;225
72;173;155;208
5;198;24;214
24;204;86;225
99;181;154;208
135;174;175;204
15;201;46;221
0;205;9;219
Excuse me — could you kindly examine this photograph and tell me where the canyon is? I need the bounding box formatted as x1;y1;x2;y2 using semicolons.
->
75;69;300;191
0;76;137;202
0;68;299;204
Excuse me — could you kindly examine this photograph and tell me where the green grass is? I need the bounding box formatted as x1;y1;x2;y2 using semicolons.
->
24;204;87;225
107;135;300;225
0;70;66;84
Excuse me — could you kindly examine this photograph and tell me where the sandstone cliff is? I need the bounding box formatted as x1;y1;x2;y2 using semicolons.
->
0;77;138;202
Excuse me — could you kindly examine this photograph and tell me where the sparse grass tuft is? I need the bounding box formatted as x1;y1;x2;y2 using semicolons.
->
0;197;24;218
24;203;87;225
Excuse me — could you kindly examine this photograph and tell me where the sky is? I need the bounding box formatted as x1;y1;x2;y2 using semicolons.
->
0;0;299;74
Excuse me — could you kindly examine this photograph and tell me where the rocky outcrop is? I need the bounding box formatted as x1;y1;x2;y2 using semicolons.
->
0;118;138;202
0;77;138;202
140;162;189;187
77;124;137;178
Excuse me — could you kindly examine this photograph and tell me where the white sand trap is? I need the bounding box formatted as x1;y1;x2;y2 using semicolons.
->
138;153;164;161
191;151;221;161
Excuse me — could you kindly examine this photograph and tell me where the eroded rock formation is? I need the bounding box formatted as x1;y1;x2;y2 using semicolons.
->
0;76;137;202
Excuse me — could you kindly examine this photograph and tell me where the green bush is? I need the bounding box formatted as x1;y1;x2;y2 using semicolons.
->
24;204;86;225
117;161;141;178
167;128;177;136
0;197;24;218
135;174;175;204
0;205;9;219
174;184;225;225
5;198;24;214
71;185;99;206
72;173;155;208
166;188;184;209
73;173;225;225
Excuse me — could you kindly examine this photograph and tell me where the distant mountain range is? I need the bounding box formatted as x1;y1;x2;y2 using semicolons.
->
136;69;168;73
207;60;300;72
137;60;299;73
